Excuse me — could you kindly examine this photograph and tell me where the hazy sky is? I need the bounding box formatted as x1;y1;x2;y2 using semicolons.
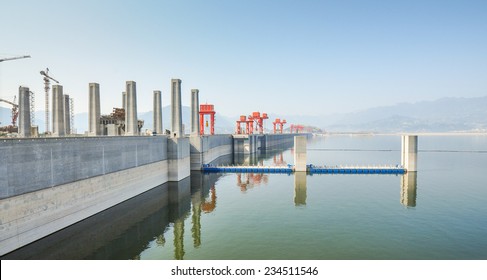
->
1;0;486;119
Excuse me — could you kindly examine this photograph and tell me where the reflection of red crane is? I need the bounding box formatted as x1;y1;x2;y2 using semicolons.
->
201;186;217;213
236;173;269;192
272;118;287;134
273;152;286;165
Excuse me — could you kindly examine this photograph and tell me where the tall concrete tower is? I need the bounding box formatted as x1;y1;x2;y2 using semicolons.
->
64;94;71;135
153;90;163;134
125;81;138;136
171;79;183;137
18;86;31;137
191;89;200;136
88;83;101;136
52;85;65;137
122;91;127;112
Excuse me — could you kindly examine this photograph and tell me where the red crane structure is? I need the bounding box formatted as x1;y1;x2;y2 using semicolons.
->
252;111;268;134
199;104;215;135
272;118;287;134
290;124;305;133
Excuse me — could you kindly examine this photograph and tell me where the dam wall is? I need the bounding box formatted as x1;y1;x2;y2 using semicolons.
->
0;136;170;256
0;136;168;199
190;135;233;170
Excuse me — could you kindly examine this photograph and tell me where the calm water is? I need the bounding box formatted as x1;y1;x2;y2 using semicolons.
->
4;135;487;260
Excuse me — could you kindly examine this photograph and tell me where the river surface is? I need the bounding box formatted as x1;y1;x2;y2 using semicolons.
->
4;134;487;259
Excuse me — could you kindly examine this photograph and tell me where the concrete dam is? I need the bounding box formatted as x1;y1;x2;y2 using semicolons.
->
1;76;306;256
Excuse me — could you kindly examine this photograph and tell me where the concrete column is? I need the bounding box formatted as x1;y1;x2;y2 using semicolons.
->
125;81;138;136
191;89;199;136
64;94;71;135
171;79;183;137
294;136;307;172
52;85;65;137
122;91;127;112
401;135;418;172
153;90;163;134
18;86;31;137
88;83;101;136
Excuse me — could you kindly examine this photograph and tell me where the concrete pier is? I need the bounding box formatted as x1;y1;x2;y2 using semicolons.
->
122;91;127;112
401;135;418;172
294;136;307;172
52;85;65;137
88;83;101;136
171;79;183;137
191;89;199;136
64;94;71;135
153;90;163;134
18;86;31;138
125;81;138;136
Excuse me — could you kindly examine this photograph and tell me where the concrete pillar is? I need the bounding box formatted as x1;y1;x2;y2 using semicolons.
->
88;83;101;136
64;94;71;135
191;89;199;136
52;85;65;137
153;90;163;134
171;79;183;137
401;135;418;172
294;136;307;172
18;86;31;137
122;91;127;112
125;81;138;136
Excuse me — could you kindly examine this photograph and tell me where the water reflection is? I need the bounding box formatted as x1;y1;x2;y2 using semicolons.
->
401;172;418;207
294;172;307;206
236;173;269;192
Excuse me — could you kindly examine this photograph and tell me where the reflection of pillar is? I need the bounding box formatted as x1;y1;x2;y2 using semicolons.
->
294;136;307;172
401;135;418;172
153;90;163;134
52;85;65;137
173;219;185;260
18;86;31;137
191;89;199;136
88;83;101;136
171;79;183;137
401;172;417;207
294;172;307;206
191;198;202;248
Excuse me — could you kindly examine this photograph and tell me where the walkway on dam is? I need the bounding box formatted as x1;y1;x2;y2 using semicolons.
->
202;164;407;174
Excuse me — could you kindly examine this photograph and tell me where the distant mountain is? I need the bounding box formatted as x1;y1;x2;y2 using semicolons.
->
324;96;487;132
3;96;486;134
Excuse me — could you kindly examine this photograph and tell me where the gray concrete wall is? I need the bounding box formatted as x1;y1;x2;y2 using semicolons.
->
190;135;233;170
167;137;190;181
0;136;168;199
0;160;168;256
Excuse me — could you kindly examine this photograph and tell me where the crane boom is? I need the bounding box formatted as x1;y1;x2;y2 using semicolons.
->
0;55;31;62
0;98;18;108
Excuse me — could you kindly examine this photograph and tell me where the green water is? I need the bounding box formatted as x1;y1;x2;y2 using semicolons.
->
4;135;487;259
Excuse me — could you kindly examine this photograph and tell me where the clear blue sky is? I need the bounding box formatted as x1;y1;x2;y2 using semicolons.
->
1;0;486;119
